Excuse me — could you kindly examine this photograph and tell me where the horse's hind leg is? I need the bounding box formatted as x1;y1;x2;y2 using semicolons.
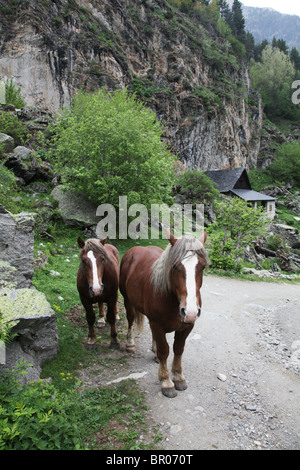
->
124;297;136;352
106;294;120;349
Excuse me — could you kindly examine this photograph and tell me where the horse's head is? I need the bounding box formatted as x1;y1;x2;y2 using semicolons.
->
168;232;208;324
78;237;108;298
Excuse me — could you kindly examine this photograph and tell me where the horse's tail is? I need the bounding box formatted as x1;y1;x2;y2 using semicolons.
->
134;310;144;333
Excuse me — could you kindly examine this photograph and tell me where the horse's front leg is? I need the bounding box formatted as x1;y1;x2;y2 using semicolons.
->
172;325;194;391
151;322;177;398
106;294;120;349
80;295;96;348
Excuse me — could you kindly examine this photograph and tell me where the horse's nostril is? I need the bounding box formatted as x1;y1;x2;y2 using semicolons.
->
197;308;201;318
180;307;186;319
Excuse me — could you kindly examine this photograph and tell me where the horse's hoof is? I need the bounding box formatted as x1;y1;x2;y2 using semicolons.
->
126;344;136;353
97;318;106;328
174;380;187;391
110;342;120;350
162;387;177;398
85;342;97;350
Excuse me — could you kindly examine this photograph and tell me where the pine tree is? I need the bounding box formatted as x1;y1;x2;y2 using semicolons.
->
290;47;300;71
219;0;232;26
231;0;245;42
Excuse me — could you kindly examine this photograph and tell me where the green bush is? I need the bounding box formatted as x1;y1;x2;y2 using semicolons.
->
0;361;83;450
4;78;26;109
209;233;243;272
0;163;19;212
51;88;176;208
0;359;149;450
0;112;28;145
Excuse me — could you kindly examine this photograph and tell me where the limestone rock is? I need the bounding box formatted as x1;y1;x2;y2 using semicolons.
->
4;146;52;184
0;133;15;153
0;209;35;288
51;185;98;229
0;287;58;382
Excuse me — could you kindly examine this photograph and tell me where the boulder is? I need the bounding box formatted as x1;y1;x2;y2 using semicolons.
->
270;223;299;248
4;146;52;184
0;208;35;288
0;287;58;382
0;132;15;153
51;185;98;229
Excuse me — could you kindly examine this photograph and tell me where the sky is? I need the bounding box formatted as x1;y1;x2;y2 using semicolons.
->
241;0;300;17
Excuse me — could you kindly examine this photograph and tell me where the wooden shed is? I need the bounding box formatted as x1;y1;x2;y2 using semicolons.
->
205;168;276;220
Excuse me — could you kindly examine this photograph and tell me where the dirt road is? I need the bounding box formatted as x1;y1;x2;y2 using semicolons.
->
126;275;300;450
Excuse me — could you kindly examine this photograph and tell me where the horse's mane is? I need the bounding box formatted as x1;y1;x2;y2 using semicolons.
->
79;239;109;260
151;236;209;294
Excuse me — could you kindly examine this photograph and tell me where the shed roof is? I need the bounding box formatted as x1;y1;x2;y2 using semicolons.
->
230;189;276;202
204;168;250;192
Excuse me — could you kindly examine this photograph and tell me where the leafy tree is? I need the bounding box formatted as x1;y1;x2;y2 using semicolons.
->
268;142;300;188
250;45;298;120
209;197;267;272
50;88;176;208
176;169;220;205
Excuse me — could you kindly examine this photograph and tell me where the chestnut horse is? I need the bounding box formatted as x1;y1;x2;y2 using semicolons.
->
119;232;208;398
77;237;120;349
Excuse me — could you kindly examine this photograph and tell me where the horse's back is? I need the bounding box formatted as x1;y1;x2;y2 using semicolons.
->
121;245;162;273
120;245;162;295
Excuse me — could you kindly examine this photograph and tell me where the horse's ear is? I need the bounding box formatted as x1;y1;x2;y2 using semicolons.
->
100;237;107;245
199;231;207;245
77;237;85;248
167;231;177;247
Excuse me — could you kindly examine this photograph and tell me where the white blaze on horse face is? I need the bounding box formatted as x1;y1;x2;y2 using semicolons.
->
87;250;102;293
181;252;199;322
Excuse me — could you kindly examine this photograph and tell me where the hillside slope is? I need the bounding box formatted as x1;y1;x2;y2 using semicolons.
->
0;0;262;170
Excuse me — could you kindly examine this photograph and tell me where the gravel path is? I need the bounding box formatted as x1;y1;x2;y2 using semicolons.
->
126;275;300;450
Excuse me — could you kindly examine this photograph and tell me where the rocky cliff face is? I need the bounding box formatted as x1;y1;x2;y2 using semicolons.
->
0;0;263;170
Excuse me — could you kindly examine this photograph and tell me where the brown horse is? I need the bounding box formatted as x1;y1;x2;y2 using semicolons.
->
77;237;120;349
119;232;208;398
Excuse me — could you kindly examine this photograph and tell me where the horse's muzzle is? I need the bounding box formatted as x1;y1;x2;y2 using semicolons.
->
180;307;201;323
89;284;104;298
